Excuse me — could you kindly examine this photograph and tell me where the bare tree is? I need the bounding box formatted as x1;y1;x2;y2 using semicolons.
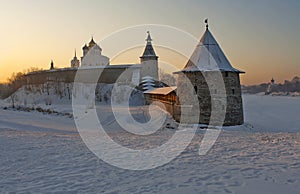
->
10;93;17;108
159;69;176;86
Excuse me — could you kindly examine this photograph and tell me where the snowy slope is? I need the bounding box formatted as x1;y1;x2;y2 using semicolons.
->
3;83;144;113
0;94;299;193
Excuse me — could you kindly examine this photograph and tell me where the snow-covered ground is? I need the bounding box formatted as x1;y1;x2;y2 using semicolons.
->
243;94;300;132
0;95;299;193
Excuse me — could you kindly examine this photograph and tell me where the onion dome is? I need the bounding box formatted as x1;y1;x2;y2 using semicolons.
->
88;37;96;48
82;44;88;50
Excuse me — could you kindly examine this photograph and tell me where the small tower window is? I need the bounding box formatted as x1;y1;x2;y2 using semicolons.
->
232;89;235;95
225;72;229;77
194;86;198;94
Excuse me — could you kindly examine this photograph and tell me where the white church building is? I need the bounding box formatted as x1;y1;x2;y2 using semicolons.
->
69;32;159;84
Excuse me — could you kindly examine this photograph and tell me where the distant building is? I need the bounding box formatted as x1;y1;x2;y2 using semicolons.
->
266;78;276;94
271;78;275;85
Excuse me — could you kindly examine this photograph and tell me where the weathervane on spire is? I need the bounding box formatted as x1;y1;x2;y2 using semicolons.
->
146;31;152;43
205;18;209;30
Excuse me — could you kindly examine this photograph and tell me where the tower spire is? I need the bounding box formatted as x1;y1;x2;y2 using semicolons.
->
140;31;158;59
71;49;80;68
50;60;54;70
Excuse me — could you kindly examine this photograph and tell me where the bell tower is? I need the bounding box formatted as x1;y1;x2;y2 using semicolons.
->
71;49;80;68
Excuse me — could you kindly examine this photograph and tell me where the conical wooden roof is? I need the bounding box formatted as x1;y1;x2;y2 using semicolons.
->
181;28;244;73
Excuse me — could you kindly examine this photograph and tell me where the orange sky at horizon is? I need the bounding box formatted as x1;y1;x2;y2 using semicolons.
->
0;35;298;86
0;0;299;85
0;34;298;85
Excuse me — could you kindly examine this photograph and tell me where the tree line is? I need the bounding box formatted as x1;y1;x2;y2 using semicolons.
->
243;76;300;94
0;67;43;99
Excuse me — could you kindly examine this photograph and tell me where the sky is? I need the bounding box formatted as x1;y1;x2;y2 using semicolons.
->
0;0;299;85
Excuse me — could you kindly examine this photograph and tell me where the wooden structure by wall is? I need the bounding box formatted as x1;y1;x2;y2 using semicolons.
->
144;87;178;117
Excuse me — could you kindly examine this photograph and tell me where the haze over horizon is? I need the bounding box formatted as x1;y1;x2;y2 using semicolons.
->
0;0;299;85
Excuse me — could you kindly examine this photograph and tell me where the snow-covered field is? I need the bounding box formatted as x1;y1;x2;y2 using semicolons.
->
0;95;300;193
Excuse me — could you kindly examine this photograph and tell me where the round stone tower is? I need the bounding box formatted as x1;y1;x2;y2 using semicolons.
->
175;21;244;126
